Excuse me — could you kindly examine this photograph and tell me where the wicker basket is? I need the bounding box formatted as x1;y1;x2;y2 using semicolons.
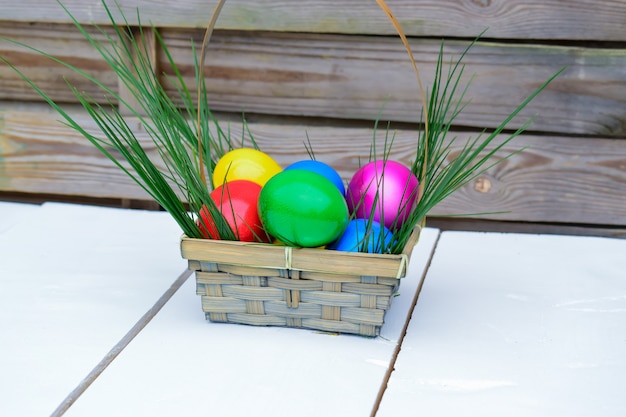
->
180;226;421;337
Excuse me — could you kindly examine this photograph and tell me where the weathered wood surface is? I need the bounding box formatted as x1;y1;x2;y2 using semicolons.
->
0;106;157;200
2;1;626;234
160;29;626;137
2;0;626;41
2;106;625;226
426;217;626;239
0;23;117;103
2;24;626;137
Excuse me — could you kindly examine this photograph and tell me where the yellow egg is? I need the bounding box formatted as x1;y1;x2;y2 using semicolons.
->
212;148;282;188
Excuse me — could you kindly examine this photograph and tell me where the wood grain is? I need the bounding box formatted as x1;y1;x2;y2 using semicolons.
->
0;107;157;200
161;29;626;137
426;217;626;239
0;22;119;104
1;106;625;226
3;24;626;137
2;0;626;41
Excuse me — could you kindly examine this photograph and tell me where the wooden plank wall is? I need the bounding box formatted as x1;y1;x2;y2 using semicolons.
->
1;0;626;237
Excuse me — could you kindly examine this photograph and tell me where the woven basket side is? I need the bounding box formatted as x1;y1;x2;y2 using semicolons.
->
191;259;399;336
183;225;420;336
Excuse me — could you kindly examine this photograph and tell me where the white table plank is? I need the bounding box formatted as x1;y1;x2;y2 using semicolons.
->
62;228;441;417
0;201;40;233
377;231;626;417
0;203;187;417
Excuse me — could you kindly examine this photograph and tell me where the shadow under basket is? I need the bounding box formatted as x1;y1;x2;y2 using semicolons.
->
180;226;421;337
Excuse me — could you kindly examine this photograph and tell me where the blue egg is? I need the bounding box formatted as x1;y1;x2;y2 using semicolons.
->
328;219;393;253
285;160;345;196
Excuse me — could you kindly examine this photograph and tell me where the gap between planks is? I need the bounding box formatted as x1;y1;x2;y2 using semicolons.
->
369;231;442;417
49;268;193;417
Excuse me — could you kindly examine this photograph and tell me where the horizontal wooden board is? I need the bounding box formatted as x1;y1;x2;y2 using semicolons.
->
425;217;626;239
1;105;625;227
160;29;626;137
3;25;626;137
0;105;158;200
0;22;118;104
2;0;626;41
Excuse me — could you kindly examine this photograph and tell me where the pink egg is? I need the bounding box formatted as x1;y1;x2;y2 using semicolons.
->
346;160;419;229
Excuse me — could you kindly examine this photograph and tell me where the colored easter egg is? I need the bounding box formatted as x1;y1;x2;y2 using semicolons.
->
346;160;419;230
258;170;349;247
213;148;282;188
198;179;268;242
285;160;345;195
329;219;394;253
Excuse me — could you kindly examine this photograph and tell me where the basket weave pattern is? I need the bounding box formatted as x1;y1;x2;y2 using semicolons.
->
181;227;421;337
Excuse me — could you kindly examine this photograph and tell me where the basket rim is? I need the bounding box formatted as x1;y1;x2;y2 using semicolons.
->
180;225;421;279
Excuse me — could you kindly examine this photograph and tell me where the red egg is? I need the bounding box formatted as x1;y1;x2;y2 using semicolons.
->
198;180;268;242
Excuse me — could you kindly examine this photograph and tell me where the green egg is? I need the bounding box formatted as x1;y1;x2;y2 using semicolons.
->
258;169;349;248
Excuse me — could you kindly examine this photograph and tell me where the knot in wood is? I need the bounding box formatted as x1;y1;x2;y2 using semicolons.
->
474;176;493;193
469;0;492;8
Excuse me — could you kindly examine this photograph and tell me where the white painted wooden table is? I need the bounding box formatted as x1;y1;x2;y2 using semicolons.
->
377;231;626;417
0;202;186;417
2;202;625;416
0;202;440;416
0;201;38;233
61;218;441;417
